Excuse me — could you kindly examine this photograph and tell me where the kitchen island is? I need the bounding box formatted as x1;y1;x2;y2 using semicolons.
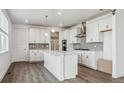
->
43;51;78;81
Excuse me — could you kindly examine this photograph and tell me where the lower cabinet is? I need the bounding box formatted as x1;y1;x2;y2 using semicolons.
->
81;51;102;70
29;50;44;62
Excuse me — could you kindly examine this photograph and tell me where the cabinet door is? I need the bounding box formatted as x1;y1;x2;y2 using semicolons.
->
38;29;45;43
69;29;73;43
35;29;40;43
86;21;99;42
69;29;81;43
99;16;112;31
81;52;87;65
60;31;65;40
44;30;50;43
29;28;37;43
82;52;96;69
87;52;94;67
29;28;50;43
39;29;50;43
71;29;77;43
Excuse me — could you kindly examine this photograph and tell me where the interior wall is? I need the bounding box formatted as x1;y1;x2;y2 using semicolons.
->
103;31;112;60
0;10;12;81
112;9;124;78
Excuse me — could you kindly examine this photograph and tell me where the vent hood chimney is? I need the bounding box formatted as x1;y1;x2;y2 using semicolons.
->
75;22;86;38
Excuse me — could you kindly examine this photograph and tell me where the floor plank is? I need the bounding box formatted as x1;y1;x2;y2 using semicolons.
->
1;62;124;83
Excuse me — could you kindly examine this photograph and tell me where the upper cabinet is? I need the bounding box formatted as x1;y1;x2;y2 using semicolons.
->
69;28;81;43
86;21;102;42
86;14;112;43
29;28;50;43
40;29;50;43
60;30;68;40
99;15;112;32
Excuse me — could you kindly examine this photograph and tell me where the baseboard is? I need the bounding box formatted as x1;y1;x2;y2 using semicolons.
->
0;62;11;82
112;72;124;78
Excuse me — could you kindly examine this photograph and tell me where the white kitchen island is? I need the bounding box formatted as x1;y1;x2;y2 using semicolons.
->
43;51;78;81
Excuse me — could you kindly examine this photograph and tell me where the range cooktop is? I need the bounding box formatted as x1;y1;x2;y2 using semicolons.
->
75;49;90;51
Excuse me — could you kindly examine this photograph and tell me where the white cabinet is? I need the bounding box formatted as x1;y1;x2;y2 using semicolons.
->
60;30;68;40
69;28;81;43
86;21;103;43
29;28;50;43
86;14;112;43
59;30;70;51
29;50;44;62
81;51;102;70
39;29;50;43
73;50;82;64
99;15;112;32
29;28;41;43
44;30;50;43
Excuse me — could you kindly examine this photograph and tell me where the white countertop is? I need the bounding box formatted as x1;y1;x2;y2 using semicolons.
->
41;50;78;56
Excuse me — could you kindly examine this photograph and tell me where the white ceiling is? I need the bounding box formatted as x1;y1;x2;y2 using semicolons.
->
7;9;110;27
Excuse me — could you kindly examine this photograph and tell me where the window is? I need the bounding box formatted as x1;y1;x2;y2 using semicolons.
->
0;10;8;53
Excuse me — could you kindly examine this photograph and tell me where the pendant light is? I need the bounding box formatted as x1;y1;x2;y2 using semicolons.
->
44;15;48;36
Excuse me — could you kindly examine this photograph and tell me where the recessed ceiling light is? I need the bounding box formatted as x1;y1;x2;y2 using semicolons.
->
58;12;62;15
51;29;55;33
25;19;28;23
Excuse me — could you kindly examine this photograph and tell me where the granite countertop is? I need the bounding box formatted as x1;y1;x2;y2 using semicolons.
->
41;50;77;56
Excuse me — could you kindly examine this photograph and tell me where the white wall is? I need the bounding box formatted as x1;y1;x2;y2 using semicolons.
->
0;10;12;81
112;10;124;78
103;31;112;60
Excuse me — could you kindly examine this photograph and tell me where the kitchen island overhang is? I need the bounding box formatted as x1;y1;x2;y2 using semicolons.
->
43;51;78;81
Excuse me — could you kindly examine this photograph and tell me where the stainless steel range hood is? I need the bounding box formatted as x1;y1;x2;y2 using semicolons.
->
75;22;86;38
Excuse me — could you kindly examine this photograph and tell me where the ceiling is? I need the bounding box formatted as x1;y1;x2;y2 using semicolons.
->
7;9;111;27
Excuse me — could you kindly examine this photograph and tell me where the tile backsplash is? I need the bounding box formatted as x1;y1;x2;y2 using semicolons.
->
29;43;49;50
73;38;103;51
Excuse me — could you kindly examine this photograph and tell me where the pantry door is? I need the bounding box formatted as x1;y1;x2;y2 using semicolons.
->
12;28;29;62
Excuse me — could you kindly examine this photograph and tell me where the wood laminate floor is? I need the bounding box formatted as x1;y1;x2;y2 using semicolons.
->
1;62;124;83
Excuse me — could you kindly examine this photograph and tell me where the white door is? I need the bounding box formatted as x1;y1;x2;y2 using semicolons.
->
13;28;29;62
